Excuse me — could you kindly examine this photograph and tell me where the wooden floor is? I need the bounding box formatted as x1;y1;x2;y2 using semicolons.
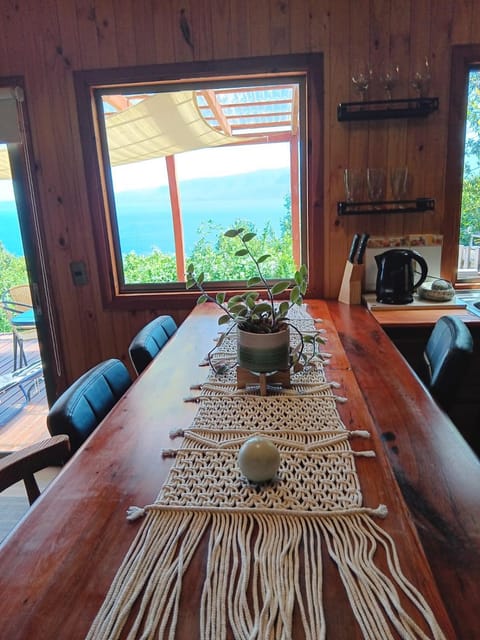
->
0;333;49;453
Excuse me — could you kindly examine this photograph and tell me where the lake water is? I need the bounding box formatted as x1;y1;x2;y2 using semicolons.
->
0;197;286;257
0;168;290;257
115;196;286;256
0;202;23;256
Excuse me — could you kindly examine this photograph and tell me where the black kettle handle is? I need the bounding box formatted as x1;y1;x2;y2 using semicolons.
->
411;251;428;290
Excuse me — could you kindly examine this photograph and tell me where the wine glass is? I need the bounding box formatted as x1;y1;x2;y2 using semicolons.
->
378;64;399;99
411;58;431;97
352;66;372;101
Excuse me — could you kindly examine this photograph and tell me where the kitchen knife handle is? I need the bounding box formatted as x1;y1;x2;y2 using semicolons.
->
356;233;370;264
348;233;361;263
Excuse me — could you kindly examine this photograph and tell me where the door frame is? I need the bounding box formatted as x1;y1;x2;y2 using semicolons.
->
1;76;65;405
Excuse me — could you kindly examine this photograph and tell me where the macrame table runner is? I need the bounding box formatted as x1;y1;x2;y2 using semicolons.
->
87;306;446;640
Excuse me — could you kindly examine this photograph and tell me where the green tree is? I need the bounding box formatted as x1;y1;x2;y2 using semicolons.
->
122;196;296;284
460;71;480;244
0;242;28;332
123;248;177;284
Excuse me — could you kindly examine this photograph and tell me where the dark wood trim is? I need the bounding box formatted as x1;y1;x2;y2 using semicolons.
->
0;76;65;403
73;53;324;310
443;45;480;284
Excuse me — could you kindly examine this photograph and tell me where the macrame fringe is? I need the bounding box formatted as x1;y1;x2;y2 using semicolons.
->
87;306;446;640
88;509;445;640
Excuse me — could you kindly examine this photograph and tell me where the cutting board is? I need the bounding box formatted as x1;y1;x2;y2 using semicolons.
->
363;292;467;311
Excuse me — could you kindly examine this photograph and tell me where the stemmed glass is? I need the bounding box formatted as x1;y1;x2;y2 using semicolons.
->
352;65;372;101
378;64;400;100
411;58;431;97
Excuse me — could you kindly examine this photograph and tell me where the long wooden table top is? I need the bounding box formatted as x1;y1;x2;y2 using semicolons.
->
329;301;480;639
0;301;477;638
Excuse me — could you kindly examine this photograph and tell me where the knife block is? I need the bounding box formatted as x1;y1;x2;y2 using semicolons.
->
338;261;364;305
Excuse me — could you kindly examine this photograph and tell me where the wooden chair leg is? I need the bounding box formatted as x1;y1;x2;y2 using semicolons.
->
24;472;41;505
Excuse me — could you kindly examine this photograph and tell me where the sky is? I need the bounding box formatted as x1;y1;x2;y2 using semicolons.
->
111;142;290;192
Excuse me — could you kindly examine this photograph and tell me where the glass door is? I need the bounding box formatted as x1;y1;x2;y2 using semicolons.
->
0;84;62;450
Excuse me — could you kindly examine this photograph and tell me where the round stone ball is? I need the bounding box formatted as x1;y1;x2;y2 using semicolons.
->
238;436;281;483
431;278;453;291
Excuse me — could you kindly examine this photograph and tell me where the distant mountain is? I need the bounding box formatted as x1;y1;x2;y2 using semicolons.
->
116;168;291;205
0;168;292;258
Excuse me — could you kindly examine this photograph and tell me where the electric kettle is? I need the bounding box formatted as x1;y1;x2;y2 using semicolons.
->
375;249;428;304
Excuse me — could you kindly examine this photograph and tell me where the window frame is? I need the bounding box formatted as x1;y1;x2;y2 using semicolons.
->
74;54;324;310
444;45;480;287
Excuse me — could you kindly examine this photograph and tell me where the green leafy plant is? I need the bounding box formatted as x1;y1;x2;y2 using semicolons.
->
186;228;307;333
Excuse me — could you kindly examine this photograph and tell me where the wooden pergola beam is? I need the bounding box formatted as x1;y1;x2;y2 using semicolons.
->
165;155;186;282
198;90;232;136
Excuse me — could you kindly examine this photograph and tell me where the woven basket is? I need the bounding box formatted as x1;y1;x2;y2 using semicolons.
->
417;280;455;301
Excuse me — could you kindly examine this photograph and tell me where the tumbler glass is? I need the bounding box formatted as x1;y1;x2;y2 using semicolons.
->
344;169;364;203
367;168;386;202
390;167;408;200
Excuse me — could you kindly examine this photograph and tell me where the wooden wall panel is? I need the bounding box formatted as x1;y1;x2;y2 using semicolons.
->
326;0;352;295
0;0;479;390
383;0;411;240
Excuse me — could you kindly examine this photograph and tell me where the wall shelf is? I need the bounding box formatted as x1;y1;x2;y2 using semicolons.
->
337;97;439;121
337;198;435;216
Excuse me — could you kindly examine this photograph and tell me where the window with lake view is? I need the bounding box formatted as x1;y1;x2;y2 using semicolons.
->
94;78;305;292
74;54;323;304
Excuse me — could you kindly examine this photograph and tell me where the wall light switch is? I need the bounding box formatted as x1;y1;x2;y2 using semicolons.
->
70;260;88;286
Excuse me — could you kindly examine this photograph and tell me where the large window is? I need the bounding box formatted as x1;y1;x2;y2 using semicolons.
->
75;55;323;306
457;67;480;280
446;46;480;283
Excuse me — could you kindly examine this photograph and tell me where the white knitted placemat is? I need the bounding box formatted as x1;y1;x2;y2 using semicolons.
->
87;306;446;640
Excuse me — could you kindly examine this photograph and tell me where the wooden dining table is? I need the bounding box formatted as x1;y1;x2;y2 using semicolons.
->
0;300;478;639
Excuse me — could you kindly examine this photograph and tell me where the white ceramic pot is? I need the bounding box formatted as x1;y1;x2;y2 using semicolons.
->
237;325;290;373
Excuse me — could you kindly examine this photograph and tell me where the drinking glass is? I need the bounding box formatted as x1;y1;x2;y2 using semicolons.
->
352;66;372;101
378;64;399;99
390;167;408;200
367;168;386;202
411;58;431;97
344;169;364;202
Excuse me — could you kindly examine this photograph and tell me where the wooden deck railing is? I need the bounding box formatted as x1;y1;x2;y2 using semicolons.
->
459;244;480;272
0;334;48;451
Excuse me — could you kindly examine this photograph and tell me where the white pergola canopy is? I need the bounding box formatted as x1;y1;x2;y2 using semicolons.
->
0;84;297;178
104;90;258;165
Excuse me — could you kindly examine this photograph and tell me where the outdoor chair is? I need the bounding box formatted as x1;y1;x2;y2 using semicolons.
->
47;359;132;454
128;315;177;375
1;285;37;370
0;434;70;505
0;360;44;404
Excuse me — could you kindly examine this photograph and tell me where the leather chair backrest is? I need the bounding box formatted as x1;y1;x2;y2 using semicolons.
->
129;315;177;375
47;359;132;454
424;315;474;410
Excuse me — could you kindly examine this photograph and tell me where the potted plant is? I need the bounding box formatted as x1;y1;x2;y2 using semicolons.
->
186;228;323;373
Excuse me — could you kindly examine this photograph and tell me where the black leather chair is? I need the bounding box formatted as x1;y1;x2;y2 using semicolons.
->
423;315;474;412
128;315;177;375
47;359;132;454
